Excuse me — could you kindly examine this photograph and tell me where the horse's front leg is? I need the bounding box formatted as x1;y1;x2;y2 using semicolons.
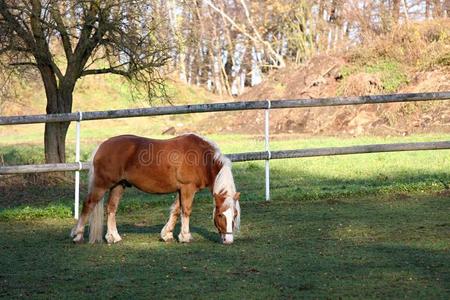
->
178;185;197;243
160;193;180;242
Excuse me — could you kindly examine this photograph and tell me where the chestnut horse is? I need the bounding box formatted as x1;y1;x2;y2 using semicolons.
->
70;133;240;244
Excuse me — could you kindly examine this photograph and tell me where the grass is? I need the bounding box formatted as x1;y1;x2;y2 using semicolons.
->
346;20;450;70
364;60;408;92
0;204;71;220
0;70;222;148
0;194;448;298
338;59;409;94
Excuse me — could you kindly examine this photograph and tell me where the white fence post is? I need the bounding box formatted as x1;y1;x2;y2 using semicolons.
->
265;100;271;201
74;111;82;219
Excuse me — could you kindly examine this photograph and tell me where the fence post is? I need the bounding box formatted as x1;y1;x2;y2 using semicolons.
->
74;111;82;219
265;100;271;201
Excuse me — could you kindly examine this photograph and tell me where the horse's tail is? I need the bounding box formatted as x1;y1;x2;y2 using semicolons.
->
87;146;104;244
87;145;100;194
89;197;104;243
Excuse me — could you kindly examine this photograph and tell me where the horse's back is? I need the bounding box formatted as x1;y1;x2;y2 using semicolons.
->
92;134;217;192
97;134;211;153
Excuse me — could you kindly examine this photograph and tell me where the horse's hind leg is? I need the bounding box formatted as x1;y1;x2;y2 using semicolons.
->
160;193;180;242
105;185;124;244
70;186;107;243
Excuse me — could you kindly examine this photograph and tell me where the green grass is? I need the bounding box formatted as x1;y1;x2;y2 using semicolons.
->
338;59;409;94
0;194;448;298
365;60;408;92
0;204;71;220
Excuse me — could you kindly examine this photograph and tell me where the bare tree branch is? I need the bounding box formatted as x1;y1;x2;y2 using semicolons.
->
9;61;38;67
50;5;73;61
0;0;36;50
205;0;285;68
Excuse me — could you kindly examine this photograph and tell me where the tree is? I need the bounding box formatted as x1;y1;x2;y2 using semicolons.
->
446;0;450;17
392;0;401;22
205;0;286;68
0;0;171;163
433;0;443;17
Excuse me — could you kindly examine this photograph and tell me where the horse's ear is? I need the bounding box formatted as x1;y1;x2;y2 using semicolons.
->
213;193;219;206
234;192;240;201
213;192;226;206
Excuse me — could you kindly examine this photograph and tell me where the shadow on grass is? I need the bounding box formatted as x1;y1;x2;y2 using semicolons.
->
115;223;220;243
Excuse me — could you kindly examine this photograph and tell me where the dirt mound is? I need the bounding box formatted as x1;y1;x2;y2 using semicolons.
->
402;69;450;92
194;54;450;136
238;55;345;100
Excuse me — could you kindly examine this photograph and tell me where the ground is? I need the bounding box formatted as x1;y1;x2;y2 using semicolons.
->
195;57;450;136
0;193;449;298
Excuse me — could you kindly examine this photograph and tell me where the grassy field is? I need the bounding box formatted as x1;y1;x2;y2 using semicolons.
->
1;134;450;298
0;194;449;298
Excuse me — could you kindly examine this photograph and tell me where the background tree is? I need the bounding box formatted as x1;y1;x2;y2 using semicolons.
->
0;0;171;163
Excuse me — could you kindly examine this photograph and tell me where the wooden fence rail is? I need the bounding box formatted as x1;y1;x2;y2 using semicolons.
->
1;92;450;125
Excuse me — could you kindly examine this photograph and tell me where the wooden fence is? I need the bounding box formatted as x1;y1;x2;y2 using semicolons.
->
1;92;450;125
1;91;450;216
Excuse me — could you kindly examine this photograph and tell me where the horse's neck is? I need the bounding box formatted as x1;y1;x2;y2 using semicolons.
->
209;159;221;191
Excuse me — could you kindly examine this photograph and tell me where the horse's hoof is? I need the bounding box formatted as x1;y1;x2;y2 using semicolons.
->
70;227;78;238
178;232;193;243
105;233;122;244
72;235;84;244
160;231;174;242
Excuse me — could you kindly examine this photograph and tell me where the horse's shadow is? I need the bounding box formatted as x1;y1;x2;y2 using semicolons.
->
117;223;220;243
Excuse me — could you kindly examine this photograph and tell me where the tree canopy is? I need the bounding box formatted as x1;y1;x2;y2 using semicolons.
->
0;0;172;162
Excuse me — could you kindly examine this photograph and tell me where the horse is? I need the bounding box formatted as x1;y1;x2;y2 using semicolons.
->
70;133;241;245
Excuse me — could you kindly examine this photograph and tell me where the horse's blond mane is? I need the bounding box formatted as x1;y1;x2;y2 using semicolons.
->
213;159;235;195
186;133;236;195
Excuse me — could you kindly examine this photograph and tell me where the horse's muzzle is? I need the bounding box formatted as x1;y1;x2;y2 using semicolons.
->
221;233;234;244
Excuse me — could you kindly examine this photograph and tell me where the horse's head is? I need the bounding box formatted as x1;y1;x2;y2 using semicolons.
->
213;190;240;244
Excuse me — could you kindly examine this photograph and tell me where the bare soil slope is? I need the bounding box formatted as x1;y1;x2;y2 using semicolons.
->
196;54;449;136
195;20;450;136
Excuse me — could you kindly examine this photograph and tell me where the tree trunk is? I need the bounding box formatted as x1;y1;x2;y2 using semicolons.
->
444;0;450;18
392;0;400;22
433;0;443;17
426;0;431;19
401;0;409;22
445;0;450;17
44;121;70;163
39;65;74;163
